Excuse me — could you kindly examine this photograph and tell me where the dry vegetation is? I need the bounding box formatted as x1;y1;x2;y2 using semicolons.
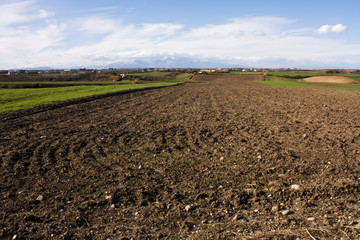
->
304;76;357;83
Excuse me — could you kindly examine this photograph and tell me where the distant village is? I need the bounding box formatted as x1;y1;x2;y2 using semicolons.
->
1;67;359;77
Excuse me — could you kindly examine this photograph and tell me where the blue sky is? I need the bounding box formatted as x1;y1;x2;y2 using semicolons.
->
1;0;360;69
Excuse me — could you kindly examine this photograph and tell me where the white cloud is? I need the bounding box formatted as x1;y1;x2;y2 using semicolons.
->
48;16;358;68
45;22;185;67
0;1;34;26
157;18;356;62
0;2;358;69
315;24;347;34
84;6;120;13
281;28;312;37
0;1;55;26
185;16;292;39
77;16;120;34
0;22;66;64
75;16;183;39
0;1;65;68
38;9;55;18
141;23;183;36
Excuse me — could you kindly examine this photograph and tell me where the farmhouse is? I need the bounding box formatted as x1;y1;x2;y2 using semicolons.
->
7;70;17;75
198;69;216;74
215;68;229;73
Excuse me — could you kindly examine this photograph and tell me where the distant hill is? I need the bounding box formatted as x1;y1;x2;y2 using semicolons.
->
5;56;249;70
15;66;53;71
104;56;246;69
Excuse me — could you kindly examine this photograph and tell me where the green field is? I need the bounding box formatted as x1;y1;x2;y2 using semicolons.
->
167;74;193;82
0;80;134;89
267;71;326;77
0;81;130;85
128;72;176;77
267;71;360;83
227;72;265;75
257;73;360;91
0;81;182;113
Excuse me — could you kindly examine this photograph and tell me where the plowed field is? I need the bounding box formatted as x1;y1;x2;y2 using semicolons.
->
1;74;360;239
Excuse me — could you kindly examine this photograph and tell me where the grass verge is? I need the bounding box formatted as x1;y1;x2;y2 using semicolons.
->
128;72;176;77
0;81;134;86
267;72;360;83
256;79;360;91
0;82;181;113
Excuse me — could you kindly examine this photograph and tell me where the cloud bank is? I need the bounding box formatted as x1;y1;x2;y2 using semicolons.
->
0;1;358;69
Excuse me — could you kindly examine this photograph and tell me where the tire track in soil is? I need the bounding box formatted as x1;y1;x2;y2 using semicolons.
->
1;75;360;239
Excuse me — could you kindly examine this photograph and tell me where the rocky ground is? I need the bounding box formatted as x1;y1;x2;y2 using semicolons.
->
1;74;360;239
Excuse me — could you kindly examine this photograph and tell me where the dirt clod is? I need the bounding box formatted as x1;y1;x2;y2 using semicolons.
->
290;184;301;190
36;195;44;201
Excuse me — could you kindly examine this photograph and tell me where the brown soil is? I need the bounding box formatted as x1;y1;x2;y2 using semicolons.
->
304;76;357;83
1;74;360;239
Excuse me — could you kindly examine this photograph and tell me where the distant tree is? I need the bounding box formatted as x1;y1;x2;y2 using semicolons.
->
108;74;120;81
326;69;343;74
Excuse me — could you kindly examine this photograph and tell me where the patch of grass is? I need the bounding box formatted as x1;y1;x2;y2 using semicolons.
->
267;71;327;77
168;74;194;82
127;71;179;82
0;82;182;113
227;72;265;75
128;72;176;77
0;81;133;89
267;72;360;83
346;75;360;83
256;78;360;91
0;80;127;85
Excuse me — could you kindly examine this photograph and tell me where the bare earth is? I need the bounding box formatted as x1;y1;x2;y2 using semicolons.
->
304;76;357;83
1;74;360;239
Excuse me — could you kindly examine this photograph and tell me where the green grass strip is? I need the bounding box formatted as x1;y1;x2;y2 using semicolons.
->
128;72;176;77
267;72;360;83
256;80;360;92
0;80;133;86
167;74;193;82
226;72;265;75
0;82;181;113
